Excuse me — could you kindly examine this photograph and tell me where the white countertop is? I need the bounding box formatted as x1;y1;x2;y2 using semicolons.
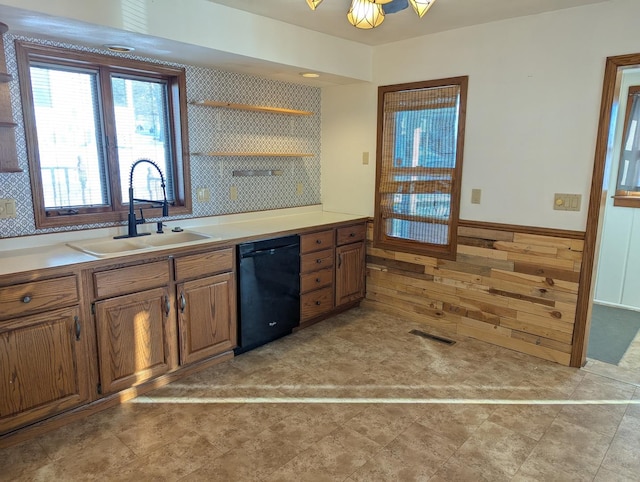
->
0;206;368;277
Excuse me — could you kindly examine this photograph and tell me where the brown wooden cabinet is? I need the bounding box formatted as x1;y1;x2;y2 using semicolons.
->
300;230;335;322
0;276;91;435
92;260;176;395
335;224;366;307
299;222;366;325
94;287;173;395
174;249;236;365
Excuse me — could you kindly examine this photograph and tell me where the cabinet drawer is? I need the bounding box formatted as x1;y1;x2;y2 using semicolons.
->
300;230;334;254
300;267;333;294
174;248;233;282
0;276;78;320
336;223;366;246
93;260;170;299
300;249;334;274
301;286;334;321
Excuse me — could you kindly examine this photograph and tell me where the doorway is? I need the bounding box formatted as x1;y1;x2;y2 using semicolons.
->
573;53;640;384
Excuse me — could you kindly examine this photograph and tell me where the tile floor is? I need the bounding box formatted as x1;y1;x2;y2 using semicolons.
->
2;306;640;481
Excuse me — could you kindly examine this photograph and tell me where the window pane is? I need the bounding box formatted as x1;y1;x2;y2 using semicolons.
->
617;93;640;193
112;76;173;204
381;87;460;245
375;77;467;259
30;66;108;209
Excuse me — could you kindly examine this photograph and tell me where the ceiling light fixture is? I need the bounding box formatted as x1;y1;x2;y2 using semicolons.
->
306;0;436;30
347;0;384;29
301;72;320;78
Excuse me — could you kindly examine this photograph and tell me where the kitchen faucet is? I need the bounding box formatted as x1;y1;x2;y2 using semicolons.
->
114;158;169;239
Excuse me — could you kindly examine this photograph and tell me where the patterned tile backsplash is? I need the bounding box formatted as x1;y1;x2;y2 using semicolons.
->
0;35;321;239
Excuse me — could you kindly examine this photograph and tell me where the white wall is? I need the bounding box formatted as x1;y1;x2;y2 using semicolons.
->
594;70;640;311
321;0;640;231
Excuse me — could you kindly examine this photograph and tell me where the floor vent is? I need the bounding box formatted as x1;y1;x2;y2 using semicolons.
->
409;329;456;346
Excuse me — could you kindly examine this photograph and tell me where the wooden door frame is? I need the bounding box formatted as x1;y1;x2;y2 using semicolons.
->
571;53;640;367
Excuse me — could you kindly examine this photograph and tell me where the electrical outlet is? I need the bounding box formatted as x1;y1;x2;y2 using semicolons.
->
230;186;238;200
0;198;16;219
362;152;369;165
471;189;481;204
296;182;303;195
196;187;210;202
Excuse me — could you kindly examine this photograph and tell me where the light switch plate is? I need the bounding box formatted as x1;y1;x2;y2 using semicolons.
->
0;198;16;219
554;193;581;211
230;186;238;201
471;189;481;204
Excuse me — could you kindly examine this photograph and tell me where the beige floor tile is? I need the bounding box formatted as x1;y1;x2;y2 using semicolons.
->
433;420;537;480
488;403;562;441
0;438;50;481
515;417;612;481
594;466;640;482
349;421;459;481
264;427;382;481
343;403;420;446
25;431;135;481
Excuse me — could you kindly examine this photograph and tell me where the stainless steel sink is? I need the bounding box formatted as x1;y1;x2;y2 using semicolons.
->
67;231;217;257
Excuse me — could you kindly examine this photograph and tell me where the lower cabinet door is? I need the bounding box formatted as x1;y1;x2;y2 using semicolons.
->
335;241;366;306
177;272;236;365
0;306;91;435
94;287;172;395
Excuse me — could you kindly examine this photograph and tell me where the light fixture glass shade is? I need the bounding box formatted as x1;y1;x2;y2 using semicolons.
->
306;0;323;10
347;0;385;29
367;0;394;4
408;0;436;18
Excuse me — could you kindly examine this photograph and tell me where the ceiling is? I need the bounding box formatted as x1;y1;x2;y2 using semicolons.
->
205;0;607;46
0;0;608;86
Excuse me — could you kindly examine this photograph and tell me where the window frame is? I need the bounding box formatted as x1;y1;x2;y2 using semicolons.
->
613;84;640;208
373;76;468;260
15;41;192;229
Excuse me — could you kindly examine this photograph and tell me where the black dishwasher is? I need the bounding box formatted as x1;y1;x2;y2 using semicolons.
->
235;235;300;355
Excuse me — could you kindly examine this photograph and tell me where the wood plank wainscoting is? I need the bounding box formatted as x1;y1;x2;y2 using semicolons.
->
363;220;585;366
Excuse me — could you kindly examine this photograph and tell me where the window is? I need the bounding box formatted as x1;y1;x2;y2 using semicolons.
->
374;77;468;260
16;41;191;229
614;85;640;208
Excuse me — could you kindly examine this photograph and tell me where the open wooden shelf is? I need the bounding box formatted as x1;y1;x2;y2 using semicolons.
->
191;151;314;157
189;100;313;116
0;22;20;173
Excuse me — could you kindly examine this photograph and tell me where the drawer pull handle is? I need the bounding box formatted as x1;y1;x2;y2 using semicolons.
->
179;292;186;313
269;322;277;327
164;295;171;316
316;278;321;283
316;259;322;264
22;295;32;303
349;232;355;237
316;239;322;244
315;300;321;306
74;316;81;341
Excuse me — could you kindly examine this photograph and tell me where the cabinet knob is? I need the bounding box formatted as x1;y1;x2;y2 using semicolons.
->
316;259;322;264
22;295;32;303
315;300;321;306
349;232;355;237
315;278;321;283
316;239;322;244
